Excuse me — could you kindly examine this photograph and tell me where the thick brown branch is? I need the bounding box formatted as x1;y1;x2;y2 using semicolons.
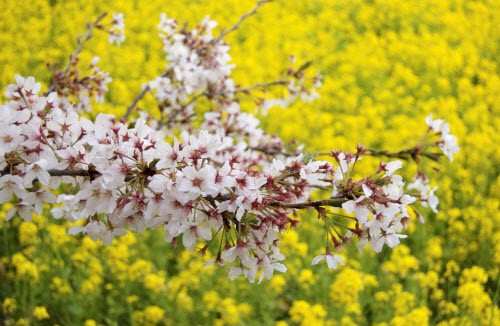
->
46;169;96;178
0;168;136;182
269;198;347;209
3;168;348;211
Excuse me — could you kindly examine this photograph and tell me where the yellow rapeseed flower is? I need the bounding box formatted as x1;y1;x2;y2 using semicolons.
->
132;305;166;326
390;307;430;326
289;300;327;325
330;267;363;308
18;222;39;245
2;297;17;314
237;302;252;319
80;274;103;295
459;266;488;285
14;318;29;326
11;252;39;281
443;260;460;280
457;281;492;317
298;269;316;288
220;298;241;325
275;321;288;326
202;290;220;310
51;277;73;295
269;274;287;294
32;306;50;320
176;290;193;312
144;272;167;294
127;295;139;304
382;245;420;278
127;259;153;281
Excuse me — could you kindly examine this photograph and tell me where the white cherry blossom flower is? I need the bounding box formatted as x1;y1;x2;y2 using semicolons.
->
0;175;25;203
109;13;125;46
380;160;403;176
342;197;370;224
440;133;459;162
257;252;287;284
312;253;345;270
23;159;51;187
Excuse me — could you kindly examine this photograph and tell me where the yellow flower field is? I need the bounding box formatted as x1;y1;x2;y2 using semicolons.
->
0;0;499;325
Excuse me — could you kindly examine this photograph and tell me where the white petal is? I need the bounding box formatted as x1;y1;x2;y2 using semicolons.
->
385;161;403;176
311;255;325;265
362;184;373;197
273;263;287;273
325;255;338;269
342;200;356;214
68;226;86;235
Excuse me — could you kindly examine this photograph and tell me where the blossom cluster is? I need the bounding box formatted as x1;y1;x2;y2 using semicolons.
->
49;56;112;113
341;159;414;254
0;75;311;281
46;13;118;114
403;114;460;214
425;114;460;162
144;13;321;134
0;12;459;282
108;13;125;46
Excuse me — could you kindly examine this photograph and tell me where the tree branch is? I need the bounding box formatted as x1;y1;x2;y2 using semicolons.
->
234;79;288;94
46;13;108;95
123;71;170;121
2;167;347;211
269;198;347;209
211;0;272;44
363;148;442;161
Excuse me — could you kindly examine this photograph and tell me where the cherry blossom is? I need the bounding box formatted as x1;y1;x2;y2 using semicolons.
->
312;251;345;270
108;13;125;46
0;10;460;282
426;114;460;161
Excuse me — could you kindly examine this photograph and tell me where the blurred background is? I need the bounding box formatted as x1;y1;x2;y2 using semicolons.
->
0;0;499;325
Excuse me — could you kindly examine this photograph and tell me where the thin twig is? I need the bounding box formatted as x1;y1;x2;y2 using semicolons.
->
46;12;108;95
319;148;442;162
316;148;421;160
363;148;414;159
211;0;272;44
123;71;169;121
250;146;297;157
123;85;151;120
364;148;442;161
155;91;205;130
235;79;288;94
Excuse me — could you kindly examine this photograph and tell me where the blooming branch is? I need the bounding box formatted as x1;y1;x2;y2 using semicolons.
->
0;8;459;282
